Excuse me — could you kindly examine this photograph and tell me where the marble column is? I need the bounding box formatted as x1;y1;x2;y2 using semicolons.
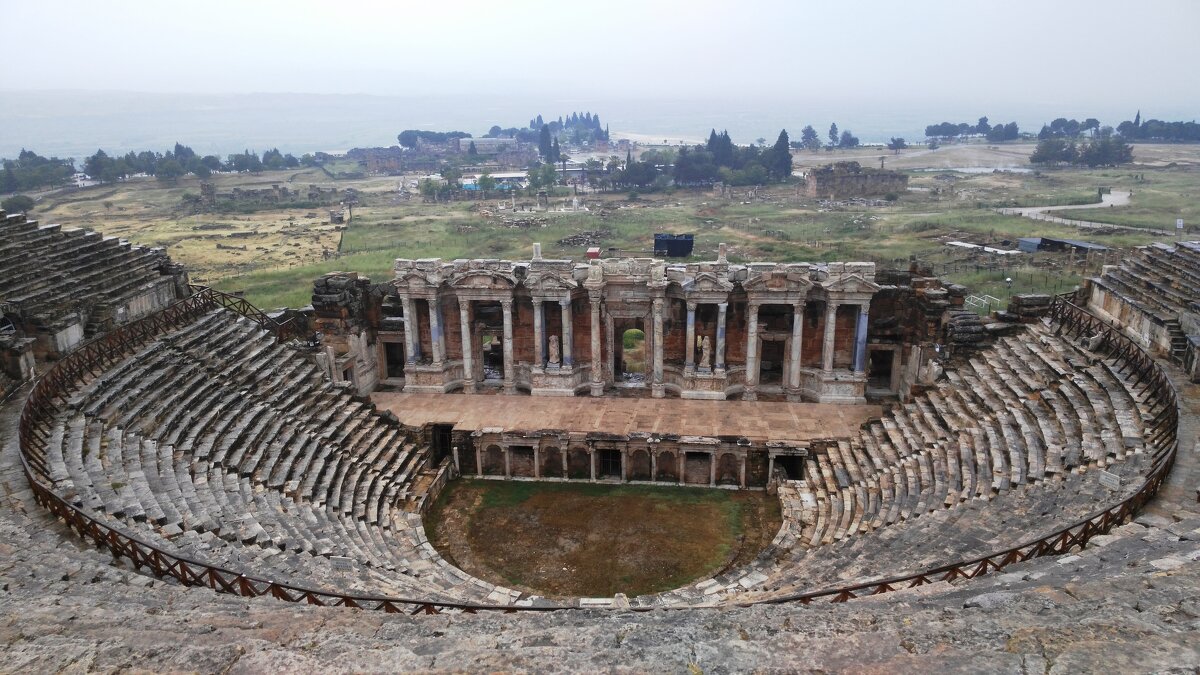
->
589;449;596;481
504;447;511;478
534;446;541;478
501;298;515;394
428;298;444;365
475;446;482;476
854;302;870;374
459;300;474;392
822;301;839;372
402;296;419;363
652;297;665;398
650;451;657;482
685;301;697;373
744;301;760;401
789;302;805;388
560;298;573;367
709;453;717;486
715;302;728;373
590;296;603;396
532;299;544;368
739;455;747;488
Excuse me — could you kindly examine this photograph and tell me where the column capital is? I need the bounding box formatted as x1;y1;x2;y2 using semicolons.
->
717;301;728;311
686;299;698;311
794;300;807;312
500;298;513;310
559;297;571;307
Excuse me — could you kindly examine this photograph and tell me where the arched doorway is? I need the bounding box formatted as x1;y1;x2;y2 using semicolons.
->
616;324;646;385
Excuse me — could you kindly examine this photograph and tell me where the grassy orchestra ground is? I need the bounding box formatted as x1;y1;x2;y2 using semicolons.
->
424;480;782;598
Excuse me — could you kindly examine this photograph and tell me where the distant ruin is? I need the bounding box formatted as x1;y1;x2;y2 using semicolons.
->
803;161;908;199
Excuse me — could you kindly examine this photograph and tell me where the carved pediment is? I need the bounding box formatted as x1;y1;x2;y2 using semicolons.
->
682;271;734;294
395;269;440;289
449;270;517;290
742;270;813;293
821;273;881;294
523;272;578;292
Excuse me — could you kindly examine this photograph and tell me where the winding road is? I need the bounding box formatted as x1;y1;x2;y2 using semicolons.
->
996;190;1171;235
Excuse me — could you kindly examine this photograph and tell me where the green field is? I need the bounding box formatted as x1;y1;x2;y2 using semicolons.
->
20;144;1200;309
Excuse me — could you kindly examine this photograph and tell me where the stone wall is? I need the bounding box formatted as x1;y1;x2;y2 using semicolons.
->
803;161;908;199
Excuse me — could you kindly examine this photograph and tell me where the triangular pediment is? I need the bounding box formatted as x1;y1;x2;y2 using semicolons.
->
449;270;517;290
524;272;577;292
821;273;880;293
742;270;813;292
682;271;734;293
395;270;439;289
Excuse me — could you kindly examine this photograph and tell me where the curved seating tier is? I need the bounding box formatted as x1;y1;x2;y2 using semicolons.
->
0;210;181;339
646;321;1159;606
38;309;523;605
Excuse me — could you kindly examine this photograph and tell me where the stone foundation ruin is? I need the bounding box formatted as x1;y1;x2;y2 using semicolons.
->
803;161;909;199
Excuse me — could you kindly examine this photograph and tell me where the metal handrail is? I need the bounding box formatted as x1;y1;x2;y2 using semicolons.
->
16;293;1179;613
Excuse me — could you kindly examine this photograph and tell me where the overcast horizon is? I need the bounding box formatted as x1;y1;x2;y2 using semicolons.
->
2;0;1198;159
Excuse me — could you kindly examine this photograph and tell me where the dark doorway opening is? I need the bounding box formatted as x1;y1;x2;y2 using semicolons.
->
760;339;785;385
384;342;406;378
597;449;622;478
775;455;805;481
868;349;894;390
431;424;452;464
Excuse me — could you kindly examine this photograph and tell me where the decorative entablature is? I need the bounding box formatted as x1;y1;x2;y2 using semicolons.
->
817;263;880;305
391;256;880;305
524;259;580;301
393;258;445;299
742;264;816;305
672;267;736;305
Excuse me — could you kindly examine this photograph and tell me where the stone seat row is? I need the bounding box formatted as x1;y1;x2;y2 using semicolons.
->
43;416;488;602
0;215;171;320
791;325;1147;547
37;308;518;605
646;322;1155;605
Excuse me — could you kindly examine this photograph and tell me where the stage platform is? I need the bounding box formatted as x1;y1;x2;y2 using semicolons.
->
371;393;881;443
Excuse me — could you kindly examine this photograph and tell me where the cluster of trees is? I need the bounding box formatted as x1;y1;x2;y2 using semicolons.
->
786;124;860;151
396;129;471;149
1;149;76;192
925;117;1020;142
664;129;794;186
81;144;305;183
527;112;609;145
1116;112;1200;143
1029;130;1134;167
1037;118;1102;139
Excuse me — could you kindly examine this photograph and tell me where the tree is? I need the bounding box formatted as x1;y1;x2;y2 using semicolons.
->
538;125;553;160
467;141;478;157
551;137;561;163
1;194;34;213
1029;138;1077;165
887;137;908;154
828;123;839;148
838;130;860;148
476;171;496;198
800;125;821;152
767;129;793;181
155;158;186;181
975;117;990;135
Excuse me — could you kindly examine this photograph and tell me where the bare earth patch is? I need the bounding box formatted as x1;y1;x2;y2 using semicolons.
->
425;480;782;599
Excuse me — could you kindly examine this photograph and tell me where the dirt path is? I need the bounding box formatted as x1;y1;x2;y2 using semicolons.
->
996;190;1170;235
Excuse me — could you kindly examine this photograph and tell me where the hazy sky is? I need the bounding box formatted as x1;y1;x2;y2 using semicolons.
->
3;0;1199;111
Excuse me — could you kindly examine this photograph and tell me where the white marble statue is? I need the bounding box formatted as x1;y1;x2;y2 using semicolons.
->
548;335;561;366
699;335;712;370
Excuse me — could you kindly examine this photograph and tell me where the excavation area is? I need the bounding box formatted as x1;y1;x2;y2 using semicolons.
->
425;480;782;599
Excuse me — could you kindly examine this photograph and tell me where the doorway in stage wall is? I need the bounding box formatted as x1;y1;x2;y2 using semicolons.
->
615;321;647;386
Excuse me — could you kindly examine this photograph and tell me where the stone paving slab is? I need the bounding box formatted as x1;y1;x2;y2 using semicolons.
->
373;392;881;442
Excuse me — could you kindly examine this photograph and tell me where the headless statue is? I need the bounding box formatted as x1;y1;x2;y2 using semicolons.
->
548;334;561;366
699;335;712;370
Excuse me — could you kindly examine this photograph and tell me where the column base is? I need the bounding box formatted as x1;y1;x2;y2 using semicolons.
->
503;382;516;395
461;379;476;394
590;381;604;396
651;383;666;398
743;386;758;401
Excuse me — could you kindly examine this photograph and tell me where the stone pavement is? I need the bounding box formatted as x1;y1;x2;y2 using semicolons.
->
373;392;881;442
